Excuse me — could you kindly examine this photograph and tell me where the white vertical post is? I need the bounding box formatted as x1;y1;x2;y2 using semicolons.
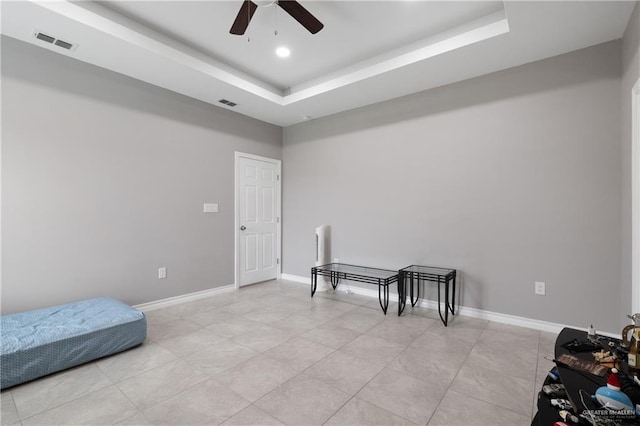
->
315;225;330;291
632;79;640;314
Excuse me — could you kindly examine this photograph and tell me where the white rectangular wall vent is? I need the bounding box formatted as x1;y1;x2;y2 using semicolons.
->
33;31;77;51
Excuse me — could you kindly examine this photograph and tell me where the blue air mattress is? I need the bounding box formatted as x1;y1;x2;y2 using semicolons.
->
0;297;146;389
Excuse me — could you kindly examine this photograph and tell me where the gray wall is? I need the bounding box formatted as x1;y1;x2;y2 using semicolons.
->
622;2;639;326
1;36;282;313
283;41;623;333
2;19;633;333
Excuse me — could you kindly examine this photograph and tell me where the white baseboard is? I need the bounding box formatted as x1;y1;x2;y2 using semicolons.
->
281;273;339;291
281;275;618;337
416;298;618;338
281;273;309;284
133;284;235;312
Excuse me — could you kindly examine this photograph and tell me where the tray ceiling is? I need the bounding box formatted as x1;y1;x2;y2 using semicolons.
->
1;1;635;126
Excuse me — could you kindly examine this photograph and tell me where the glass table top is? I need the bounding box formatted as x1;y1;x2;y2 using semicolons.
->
313;263;398;279
399;265;455;275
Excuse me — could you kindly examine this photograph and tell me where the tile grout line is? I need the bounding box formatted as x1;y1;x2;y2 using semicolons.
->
205;375;254;423
102;354;156;423
16;373;115;423
317;345;412;425
423;318;491;425
114;357;213;415
253;308;410;425
94;342;182;386
6;391;18;423
11;363;114;422
320;394;358;426
244;326;345;425
309;325;408;422
319;319;436;425
429;324;542;421
111;382;152;425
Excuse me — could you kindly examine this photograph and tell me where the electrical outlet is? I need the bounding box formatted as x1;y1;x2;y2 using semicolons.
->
158;267;167;279
535;281;545;295
334;258;339;263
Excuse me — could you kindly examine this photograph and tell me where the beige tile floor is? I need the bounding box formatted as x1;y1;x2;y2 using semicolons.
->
1;279;557;425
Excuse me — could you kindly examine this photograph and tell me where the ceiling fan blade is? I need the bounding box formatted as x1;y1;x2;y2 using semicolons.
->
277;1;324;34
230;0;258;35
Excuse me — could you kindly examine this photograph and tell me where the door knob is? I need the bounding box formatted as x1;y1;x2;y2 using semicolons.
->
240;225;246;231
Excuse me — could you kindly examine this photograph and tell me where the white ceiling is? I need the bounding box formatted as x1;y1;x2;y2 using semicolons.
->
1;1;636;127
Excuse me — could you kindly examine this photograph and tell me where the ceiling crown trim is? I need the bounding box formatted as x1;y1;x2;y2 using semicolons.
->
32;0;508;107
284;10;509;104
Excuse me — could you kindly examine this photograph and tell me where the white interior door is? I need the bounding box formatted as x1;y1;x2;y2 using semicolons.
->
236;153;280;287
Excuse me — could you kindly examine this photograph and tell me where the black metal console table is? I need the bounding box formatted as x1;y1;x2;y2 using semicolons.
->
398;265;456;326
311;263;401;315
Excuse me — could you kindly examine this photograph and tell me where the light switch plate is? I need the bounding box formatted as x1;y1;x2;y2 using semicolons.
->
203;203;219;213
158;267;167;279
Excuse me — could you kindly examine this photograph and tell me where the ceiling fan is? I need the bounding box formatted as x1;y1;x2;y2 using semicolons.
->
230;0;324;36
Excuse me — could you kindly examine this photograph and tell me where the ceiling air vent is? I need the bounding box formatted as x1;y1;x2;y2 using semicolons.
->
33;31;77;51
35;32;55;44
54;39;73;50
218;99;237;107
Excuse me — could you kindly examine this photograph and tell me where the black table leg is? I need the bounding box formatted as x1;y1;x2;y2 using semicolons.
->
410;273;420;307
331;272;340;290
444;277;449;326
407;272;413;306
449;273;456;315
378;280;389;314
398;273;406;316
385;284;389;314
311;269;317;297
436;277;448;326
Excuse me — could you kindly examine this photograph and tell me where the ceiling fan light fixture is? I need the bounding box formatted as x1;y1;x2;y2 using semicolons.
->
276;46;290;58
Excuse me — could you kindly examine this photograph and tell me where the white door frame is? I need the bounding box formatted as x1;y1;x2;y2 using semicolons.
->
234;152;282;289
632;78;640;313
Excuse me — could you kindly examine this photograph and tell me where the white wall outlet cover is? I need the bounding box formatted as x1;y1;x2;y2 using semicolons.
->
203;203;219;213
158;267;167;279
535;281;545;295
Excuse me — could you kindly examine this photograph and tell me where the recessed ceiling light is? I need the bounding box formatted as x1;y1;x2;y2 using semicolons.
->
276;47;290;58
